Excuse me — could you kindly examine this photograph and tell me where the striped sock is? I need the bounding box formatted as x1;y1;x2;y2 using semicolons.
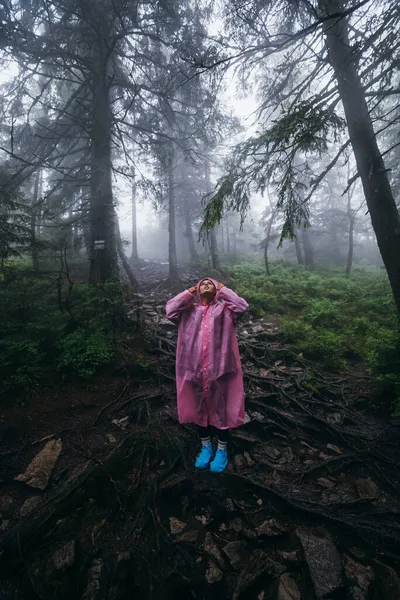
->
201;436;211;448
217;439;227;452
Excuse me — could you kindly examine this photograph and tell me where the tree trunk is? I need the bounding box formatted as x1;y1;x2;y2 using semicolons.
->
89;66;118;285
301;225;314;269
168;149;179;280
294;230;304;265
31;169;41;272
115;212;137;288
130;165;140;265
323;0;400;314
183;199;198;261
264;209;277;276
204;159;221;271
346;215;355;276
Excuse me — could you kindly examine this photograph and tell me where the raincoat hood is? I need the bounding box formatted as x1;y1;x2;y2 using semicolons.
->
196;277;220;305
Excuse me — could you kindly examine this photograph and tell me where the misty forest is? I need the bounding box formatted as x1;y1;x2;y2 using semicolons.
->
1;0;400;598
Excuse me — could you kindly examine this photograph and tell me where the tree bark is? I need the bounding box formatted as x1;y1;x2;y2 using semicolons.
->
323;0;400;314
30;169;41;272
294;229;304;265
264;209;277;276
89;64;118;285
301;225;314;269
167;148;179;280
346;215;355;276
130;165;140;265
183;198;198;261
205;159;221;271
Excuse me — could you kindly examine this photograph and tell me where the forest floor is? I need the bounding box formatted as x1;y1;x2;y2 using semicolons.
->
0;262;400;600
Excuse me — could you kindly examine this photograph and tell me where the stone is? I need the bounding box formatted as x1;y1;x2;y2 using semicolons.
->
0;495;13;513
344;555;373;595
244;451;255;466
178;529;199;543
317;478;336;489
223;541;246;569
82;559;103;600
257;519;286;537
0;520;10;531
278;573;301;600
371;560;400;600
253;325;264;334
229;517;243;532
20;496;42;518
355;479;379;500
233;550;285;600
326;444;342;454
279;551;298;564
52;540;75;571
15;439;62;490
224;498;235;512
233;454;246;469
169;517;187;535
205;561;223;584
111;417;129;431
106;433;117;443
204;532;223;564
296;527;343;599
264;446;281;459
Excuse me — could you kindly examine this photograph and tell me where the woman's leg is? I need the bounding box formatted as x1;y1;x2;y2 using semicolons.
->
197;426;211;447
210;428;229;473
195;426;213;469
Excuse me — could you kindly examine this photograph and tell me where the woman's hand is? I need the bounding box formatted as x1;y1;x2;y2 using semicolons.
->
217;282;224;290
188;286;197;294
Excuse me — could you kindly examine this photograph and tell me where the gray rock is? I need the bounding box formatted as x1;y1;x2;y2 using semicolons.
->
264;446;281;459
0;495;13;513
371;560;400;600
257;519;286;537
344;555;373;597
204;532;223;564
278;573;301;600
355;479;379;500
52;540;75;571
20;496;42;518
205;561;223;584
82;559;103;600
296;527;343;598
169;517;187;535
233;454;247;469
252;325;264;334
15;439;62;490
223;541;246;569
106;433;117;443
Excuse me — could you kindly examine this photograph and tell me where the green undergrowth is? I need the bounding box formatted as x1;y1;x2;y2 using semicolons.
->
0;268;130;399
231;261;400;411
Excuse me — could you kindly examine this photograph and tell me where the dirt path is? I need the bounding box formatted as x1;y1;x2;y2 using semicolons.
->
0;265;399;600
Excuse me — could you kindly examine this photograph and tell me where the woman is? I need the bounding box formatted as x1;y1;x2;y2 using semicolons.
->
165;278;248;473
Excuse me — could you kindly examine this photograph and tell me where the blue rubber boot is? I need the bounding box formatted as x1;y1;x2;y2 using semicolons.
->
210;449;228;473
195;445;214;469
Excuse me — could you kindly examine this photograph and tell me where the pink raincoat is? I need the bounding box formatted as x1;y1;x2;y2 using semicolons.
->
165;279;248;429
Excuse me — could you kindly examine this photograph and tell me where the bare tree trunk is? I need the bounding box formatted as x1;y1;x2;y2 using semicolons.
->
264;209;277;276
346;215;355;276
168;149;179;280
130;165;140;265
301;225;314;269
31;169;41;272
115;212;137;288
204;159;220;271
226;216;231;254
323;0;400;315
89;65;118;285
294;230;304;265
183;200;198;261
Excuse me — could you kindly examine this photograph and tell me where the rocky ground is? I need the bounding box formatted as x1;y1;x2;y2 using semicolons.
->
0;262;399;599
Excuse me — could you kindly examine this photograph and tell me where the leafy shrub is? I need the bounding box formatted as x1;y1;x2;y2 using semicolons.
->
58;329;113;377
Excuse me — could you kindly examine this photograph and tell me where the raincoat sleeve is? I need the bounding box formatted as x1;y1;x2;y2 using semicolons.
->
218;286;248;318
165;290;195;324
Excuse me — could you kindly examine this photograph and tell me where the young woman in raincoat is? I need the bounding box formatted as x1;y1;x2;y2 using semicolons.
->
165;278;248;473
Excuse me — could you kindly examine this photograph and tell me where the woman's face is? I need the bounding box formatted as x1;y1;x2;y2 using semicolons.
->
199;279;216;297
